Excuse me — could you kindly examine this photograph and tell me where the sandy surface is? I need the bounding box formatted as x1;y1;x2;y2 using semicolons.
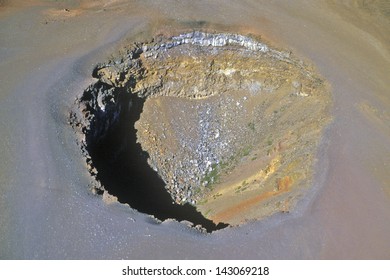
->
1;0;389;259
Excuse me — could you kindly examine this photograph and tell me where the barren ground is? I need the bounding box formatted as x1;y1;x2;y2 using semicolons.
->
1;0;389;259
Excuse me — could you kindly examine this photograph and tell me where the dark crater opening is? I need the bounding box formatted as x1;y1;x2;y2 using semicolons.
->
87;87;228;233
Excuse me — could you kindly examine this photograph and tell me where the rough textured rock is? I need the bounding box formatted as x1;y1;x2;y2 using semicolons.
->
71;31;332;226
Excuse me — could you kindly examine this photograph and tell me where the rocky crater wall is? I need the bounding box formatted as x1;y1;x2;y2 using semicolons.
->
70;31;332;228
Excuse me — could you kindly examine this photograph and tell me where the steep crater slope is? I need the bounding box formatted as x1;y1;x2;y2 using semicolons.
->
70;32;331;230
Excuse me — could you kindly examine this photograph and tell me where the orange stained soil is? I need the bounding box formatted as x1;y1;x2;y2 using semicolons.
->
211;176;293;224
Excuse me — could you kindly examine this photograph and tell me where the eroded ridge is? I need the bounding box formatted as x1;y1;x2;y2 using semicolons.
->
70;31;332;228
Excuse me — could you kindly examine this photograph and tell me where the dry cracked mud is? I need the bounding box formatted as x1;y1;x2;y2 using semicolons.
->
71;31;332;229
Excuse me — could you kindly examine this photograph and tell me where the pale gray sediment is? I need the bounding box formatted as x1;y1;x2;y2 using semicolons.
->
1;0;390;259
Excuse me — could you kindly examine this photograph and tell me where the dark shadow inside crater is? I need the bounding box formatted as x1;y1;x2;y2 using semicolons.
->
90;91;228;233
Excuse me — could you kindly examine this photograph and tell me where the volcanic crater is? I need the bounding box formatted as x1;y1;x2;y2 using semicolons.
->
70;31;331;232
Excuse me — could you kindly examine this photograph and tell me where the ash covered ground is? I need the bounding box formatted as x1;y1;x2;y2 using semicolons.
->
1;0;390;259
